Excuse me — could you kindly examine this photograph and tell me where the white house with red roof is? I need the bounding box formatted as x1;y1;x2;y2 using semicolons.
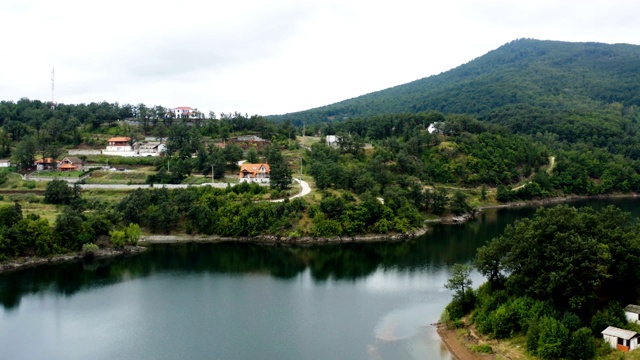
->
172;106;202;119
239;163;270;184
103;137;136;156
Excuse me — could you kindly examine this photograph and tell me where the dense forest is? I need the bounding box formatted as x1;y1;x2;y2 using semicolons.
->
269;39;640;125
443;205;640;359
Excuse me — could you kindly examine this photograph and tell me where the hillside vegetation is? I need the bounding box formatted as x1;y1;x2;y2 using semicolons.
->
269;39;640;125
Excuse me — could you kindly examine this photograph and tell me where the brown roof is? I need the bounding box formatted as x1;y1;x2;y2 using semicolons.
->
63;156;83;164
108;137;131;142
59;164;76;169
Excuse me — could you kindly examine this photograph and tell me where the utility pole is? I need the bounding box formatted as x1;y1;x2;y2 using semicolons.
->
300;157;303;181
50;68;55;110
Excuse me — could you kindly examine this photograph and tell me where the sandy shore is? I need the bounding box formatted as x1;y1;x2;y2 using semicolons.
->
436;323;495;360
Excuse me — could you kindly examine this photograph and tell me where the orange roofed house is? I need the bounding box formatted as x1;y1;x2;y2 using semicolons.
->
34;158;56;171
103;137;135;156
57;157;84;171
239;163;270;184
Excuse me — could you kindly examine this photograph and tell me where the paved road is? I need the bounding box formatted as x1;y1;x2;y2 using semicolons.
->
79;178;313;200
270;178;311;202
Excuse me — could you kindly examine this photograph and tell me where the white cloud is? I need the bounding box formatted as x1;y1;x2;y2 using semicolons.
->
0;0;638;115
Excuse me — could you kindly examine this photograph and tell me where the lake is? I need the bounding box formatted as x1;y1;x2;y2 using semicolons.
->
1;198;638;359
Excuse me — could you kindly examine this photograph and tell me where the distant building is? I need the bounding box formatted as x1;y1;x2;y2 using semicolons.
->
172;106;202;119
428;122;444;134
58;157;84;171
0;159;11;168
34;158;56;171
326;135;340;146
625;304;640;324
103;137;166;157
239;163;270;184
136;142;167;157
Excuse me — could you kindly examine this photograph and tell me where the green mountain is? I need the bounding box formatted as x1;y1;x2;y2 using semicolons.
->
269;39;640;124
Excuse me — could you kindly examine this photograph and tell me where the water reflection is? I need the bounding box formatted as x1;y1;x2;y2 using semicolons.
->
1;197;638;312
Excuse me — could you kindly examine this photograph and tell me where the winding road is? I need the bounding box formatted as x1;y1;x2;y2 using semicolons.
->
77;178;313;201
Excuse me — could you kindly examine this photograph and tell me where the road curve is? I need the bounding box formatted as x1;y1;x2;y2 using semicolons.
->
79;178;312;201
270;178;311;202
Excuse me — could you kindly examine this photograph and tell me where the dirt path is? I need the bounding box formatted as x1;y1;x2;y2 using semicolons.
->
437;324;495;360
547;155;556;175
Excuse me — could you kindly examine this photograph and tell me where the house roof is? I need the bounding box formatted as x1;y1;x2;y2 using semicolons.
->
174;106;194;111
108;137;131;142
602;326;638;340
0;159;10;163
625;304;640;314
35;157;55;164
59;164;76;169
63;156;83;164
239;163;270;178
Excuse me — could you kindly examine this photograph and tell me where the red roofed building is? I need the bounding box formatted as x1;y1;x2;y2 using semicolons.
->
239;163;270;184
172;106;202;119
104;137;134;155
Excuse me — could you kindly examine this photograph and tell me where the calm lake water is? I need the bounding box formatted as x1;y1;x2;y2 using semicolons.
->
1;198;639;360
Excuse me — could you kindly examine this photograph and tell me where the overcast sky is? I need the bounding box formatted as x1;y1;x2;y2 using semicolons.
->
1;0;638;116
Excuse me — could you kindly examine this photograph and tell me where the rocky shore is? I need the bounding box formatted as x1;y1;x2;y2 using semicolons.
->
0;246;146;275
139;227;429;245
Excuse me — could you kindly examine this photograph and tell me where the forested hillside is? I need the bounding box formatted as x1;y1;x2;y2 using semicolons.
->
269;39;640;125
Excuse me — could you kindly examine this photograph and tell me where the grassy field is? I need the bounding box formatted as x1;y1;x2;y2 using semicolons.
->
84;170;150;184
33;170;85;178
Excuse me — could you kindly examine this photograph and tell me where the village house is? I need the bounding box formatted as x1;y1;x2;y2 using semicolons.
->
625;304;640;324
57;156;83;171
135;142;167;157
239;163;270;184
103;137;166;157
34;158;55;171
0;159;11;168
602;326;640;352
172;106;202;119
103;137;134;156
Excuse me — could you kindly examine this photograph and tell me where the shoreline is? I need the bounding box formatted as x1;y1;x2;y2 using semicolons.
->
138;227;429;245
0;246;146;275
1;193;637;275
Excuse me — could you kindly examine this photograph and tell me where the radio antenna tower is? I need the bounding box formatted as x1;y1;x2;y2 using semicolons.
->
50;68;55;110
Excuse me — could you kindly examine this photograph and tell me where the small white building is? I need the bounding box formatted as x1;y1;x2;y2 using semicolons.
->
428;122;444;134
602;326;640;352
326;135;340;146
136;142;167;157
625;304;640;324
0;159;11;168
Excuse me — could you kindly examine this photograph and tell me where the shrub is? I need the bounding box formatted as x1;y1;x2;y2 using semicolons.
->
537;316;569;359
23;180;36;189
526;319;541;353
82;243;99;253
567;327;595;360
471;344;493;354
125;223;141;246
491;303;518;338
109;230;126;248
